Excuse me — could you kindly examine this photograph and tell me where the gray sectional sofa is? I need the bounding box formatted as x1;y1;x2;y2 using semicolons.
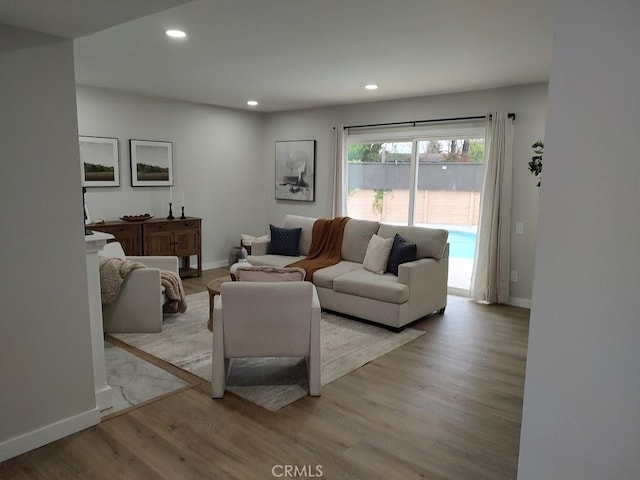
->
247;215;449;330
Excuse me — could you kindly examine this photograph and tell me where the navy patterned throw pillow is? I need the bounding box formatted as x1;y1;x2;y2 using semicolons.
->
386;233;417;276
268;225;302;256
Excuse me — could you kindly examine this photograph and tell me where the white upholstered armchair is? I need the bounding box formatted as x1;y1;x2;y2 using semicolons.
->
211;281;321;398
98;241;179;333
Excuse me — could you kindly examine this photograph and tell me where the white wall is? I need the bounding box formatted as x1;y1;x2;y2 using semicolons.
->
263;84;548;303
0;25;97;460
518;1;640;478
76;86;265;267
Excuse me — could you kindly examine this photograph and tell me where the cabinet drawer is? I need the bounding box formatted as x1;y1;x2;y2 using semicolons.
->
111;225;139;235
144;220;199;233
143;223;169;234
173;220;200;230
90;223;138;235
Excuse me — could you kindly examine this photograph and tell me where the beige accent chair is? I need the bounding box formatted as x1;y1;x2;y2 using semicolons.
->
211;281;321;398
98;241;179;333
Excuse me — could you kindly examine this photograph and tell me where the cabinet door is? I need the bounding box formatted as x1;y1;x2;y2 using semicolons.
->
144;223;175;256
174;229;200;257
91;223;141;255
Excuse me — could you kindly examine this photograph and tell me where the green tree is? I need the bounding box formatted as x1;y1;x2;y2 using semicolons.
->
428;140;442;153
461;139;470;161
468;139;485;163
444;139;462;162
348;143;382;163
372;188;390;214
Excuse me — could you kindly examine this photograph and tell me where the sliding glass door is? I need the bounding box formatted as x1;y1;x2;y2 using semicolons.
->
346;141;413;223
346;124;485;292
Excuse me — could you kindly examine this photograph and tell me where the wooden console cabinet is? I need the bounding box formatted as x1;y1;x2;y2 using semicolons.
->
143;218;202;278
88;217;202;278
88;221;143;255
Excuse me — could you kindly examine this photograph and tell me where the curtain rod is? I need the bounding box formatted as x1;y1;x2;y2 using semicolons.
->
343;113;515;130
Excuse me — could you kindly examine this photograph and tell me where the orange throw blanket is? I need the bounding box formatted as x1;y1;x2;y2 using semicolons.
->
287;217;350;281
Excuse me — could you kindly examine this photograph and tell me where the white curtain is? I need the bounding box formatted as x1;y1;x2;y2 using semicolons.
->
470;112;514;303
332;125;347;217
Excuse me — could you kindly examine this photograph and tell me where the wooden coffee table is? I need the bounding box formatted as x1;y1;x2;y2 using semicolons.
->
206;276;232;331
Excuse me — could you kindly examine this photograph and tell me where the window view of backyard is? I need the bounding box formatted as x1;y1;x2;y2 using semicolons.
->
347;136;484;291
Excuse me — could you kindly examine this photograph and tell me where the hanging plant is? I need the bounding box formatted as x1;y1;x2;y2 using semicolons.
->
528;140;543;187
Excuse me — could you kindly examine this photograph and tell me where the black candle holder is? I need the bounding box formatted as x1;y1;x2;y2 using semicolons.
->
167;202;175;220
180;206;186;219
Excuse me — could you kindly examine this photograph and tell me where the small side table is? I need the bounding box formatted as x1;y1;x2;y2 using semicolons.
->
206;276;232;331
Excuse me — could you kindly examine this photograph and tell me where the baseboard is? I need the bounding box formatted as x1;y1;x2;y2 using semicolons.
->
508;296;531;309
446;288;531;309
200;260;228;270
186;259;228;271
96;385;113;412
0;407;100;462
448;286;470;297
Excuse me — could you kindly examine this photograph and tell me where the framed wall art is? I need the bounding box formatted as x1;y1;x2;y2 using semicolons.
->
79;136;120;187
275;139;316;202
130;139;173;187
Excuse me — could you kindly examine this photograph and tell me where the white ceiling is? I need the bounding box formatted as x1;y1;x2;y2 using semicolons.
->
0;0;191;38
3;0;556;112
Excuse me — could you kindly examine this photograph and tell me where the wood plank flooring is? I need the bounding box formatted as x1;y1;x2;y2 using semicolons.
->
0;268;529;479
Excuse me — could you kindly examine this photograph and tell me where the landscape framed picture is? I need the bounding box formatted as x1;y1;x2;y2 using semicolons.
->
130;139;173;187
79;136;120;187
275;139;316;202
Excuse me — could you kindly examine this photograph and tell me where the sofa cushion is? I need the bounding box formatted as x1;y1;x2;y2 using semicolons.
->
268;225;301;256
247;254;306;268
341;218;380;263
377;224;449;260
283;215;316;256
333;269;410;304
312;261;362;289
236;266;306;282
386;234;417;276
362;234;393;275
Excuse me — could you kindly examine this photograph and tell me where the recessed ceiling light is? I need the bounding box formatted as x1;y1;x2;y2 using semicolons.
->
165;29;186;38
365;84;379;90
247;100;259;106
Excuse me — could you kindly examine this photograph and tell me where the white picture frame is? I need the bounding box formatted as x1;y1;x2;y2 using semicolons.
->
275;140;316;202
130;139;174;187
79;136;120;187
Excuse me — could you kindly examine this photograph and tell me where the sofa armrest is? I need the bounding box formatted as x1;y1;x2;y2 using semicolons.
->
311;286;321;313
250;240;270;256
397;256;449;315
124;267;162;292
102;267;163;333
397;257;441;285
128;256;179;274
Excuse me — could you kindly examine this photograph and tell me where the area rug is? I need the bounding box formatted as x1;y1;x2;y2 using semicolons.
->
104;342;189;416
110;290;424;411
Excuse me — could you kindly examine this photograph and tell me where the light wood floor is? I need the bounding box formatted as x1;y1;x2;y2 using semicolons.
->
1;269;529;480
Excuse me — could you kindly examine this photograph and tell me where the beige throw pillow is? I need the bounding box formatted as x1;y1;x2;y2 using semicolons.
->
362;234;393;275
241;234;270;246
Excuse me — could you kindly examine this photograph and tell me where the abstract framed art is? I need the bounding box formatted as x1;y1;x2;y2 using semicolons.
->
130;139;173;187
275;140;316;202
79;136;120;187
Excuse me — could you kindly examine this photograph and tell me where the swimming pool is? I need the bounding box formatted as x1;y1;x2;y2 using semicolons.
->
448;230;477;259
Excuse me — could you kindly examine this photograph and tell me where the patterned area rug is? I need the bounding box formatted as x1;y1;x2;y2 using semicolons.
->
110;290;424;411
